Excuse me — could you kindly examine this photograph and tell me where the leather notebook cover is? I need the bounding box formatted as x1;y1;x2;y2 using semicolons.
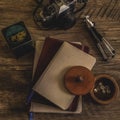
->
33;38;95;109
31;38;90;113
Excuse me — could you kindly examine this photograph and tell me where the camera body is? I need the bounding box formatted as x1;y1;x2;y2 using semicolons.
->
34;0;87;29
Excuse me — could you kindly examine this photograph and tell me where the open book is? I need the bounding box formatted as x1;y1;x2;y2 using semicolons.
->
32;40;96;110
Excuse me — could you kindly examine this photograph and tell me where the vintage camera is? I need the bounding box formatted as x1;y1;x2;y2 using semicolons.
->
34;0;87;29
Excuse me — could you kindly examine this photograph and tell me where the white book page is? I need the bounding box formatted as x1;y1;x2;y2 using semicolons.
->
30;96;82;114
32;40;44;78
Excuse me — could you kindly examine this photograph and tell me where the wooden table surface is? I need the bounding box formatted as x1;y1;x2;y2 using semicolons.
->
0;0;120;120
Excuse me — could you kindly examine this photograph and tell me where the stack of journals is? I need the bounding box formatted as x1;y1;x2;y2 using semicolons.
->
29;37;96;114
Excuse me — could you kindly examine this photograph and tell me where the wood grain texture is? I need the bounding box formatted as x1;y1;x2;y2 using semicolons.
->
0;0;120;120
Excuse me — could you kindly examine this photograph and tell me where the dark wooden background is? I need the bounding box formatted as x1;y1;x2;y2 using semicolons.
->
0;0;120;120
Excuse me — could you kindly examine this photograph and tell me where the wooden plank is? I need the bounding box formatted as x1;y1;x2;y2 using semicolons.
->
0;70;31;120
0;0;120;120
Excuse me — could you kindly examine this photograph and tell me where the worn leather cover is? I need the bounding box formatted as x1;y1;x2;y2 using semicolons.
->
32;37;89;111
